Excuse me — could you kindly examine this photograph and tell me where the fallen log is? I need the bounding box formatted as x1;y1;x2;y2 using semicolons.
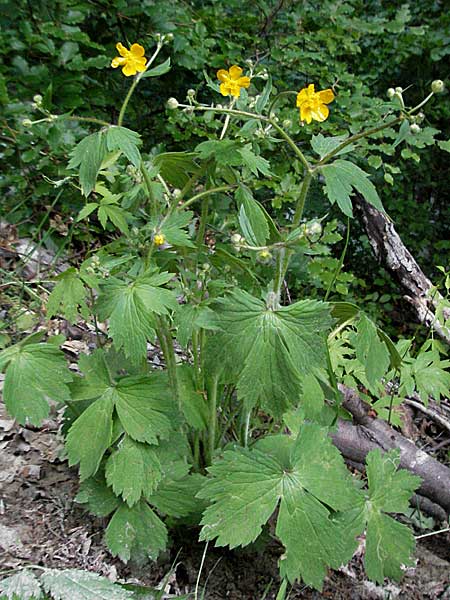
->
331;385;450;515
354;195;450;344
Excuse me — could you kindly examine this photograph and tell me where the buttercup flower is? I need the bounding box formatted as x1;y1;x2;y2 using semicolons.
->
153;233;166;246
217;65;251;98
296;84;335;124
111;42;147;77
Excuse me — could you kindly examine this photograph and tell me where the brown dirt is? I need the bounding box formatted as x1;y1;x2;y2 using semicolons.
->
0;397;449;599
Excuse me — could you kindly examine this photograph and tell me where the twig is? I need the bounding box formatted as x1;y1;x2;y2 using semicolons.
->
405;398;450;434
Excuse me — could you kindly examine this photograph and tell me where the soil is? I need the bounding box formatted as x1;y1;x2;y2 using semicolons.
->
0;393;449;600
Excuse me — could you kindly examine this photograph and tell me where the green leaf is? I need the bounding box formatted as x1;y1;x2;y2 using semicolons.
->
75;473;120;517
76;202;98;221
66;391;114;480
152;152;199;188
105;501;167;562
364;449;421;583
41;569;133;600
106;126;141;168
148;473;205;517
96;272;177;365
159;211;195;248
0;570;42;600
311;134;353;160
353;314;390;388
255;75;272;113
141;57;171;78
68;131;107;196
392;119;410;148
198;426;359;590
97;203;129;234
173;303;219;349
321;159;384;217
105;436;162;506
238;144;272;176
47;267;89;324
195;140;241;165
114;373;176;444
176;364;208;430
236;184;269;246
0;342;72;426
438;139;450;152
208;290;332;417
69;349;112;401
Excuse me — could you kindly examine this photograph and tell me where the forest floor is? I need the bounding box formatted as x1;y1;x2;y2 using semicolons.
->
1;385;449;599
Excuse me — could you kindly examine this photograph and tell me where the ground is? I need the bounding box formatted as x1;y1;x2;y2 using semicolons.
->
0;392;449;599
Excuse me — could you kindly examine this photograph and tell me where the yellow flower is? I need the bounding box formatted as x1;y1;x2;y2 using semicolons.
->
217;65;251;98
111;42;147;77
153;233;166;246
296;84;335;124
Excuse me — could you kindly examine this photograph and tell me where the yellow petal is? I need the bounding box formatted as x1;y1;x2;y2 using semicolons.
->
318;89;334;104
111;57;125;68
122;63;137;76
296;88;309;106
307;83;315;96
311;103;329;122
217;69;230;83
237;76;251;89
116;42;128;57
229;65;243;80
219;82;231;96
230;83;241;97
130;43;145;58
300;105;312;124
135;59;147;72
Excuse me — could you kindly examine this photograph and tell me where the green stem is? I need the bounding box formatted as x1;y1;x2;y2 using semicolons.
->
117;42;163;126
316;117;401;167
207;374;219;465
268;118;310;172
196;194;209;247
267;90;298;119
178;185;237;210
156;316;179;408
410;92;434;114
292;170;313;227
324;216;350;301
140;162;159;218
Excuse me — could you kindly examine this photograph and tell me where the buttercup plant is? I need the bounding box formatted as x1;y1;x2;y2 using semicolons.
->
1;35;447;592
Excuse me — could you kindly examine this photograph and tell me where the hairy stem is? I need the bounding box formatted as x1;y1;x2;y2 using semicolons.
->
207;374;219;465
156;316;179;408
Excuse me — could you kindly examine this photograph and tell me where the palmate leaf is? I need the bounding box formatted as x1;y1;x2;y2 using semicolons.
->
106;126;141;167
159;211;195;248
47;267;89;324
0;342;72;425
105;500;168;562
148;473;206;517
75;473;120;517
236;184;269;246
96;272;178;365
68;131;107;196
337;449;421;585
353;313;390;389
0;569;42;600
41;569;133;600
198;425;360;590
321;159;384;217
208;290;332;417
105;436;162;506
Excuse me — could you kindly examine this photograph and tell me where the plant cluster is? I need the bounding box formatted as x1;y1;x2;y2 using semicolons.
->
1;27;449;593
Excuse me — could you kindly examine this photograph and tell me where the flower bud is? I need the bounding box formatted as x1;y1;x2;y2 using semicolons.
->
166;97;179;109
416;111;425;123
164;32;174;42
202;263;211;271
22;118;32;127
245;59;253;68
431;80;445;94
216;104;223;110
395;86;403;94
153;233;166;246
33;94;43;104
410;123;421;134
230;233;243;245
172;188;182;199
305;221;322;239
387;88;395;98
187;88;196;98
282;119;292;129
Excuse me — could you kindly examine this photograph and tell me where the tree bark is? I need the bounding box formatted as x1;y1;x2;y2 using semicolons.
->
331;385;450;515
354;195;450;344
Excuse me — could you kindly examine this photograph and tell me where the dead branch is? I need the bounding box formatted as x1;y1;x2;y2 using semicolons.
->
354;195;450;344
332;385;450;514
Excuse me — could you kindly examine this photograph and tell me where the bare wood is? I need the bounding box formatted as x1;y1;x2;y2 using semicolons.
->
331;385;450;513
354;195;450;344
